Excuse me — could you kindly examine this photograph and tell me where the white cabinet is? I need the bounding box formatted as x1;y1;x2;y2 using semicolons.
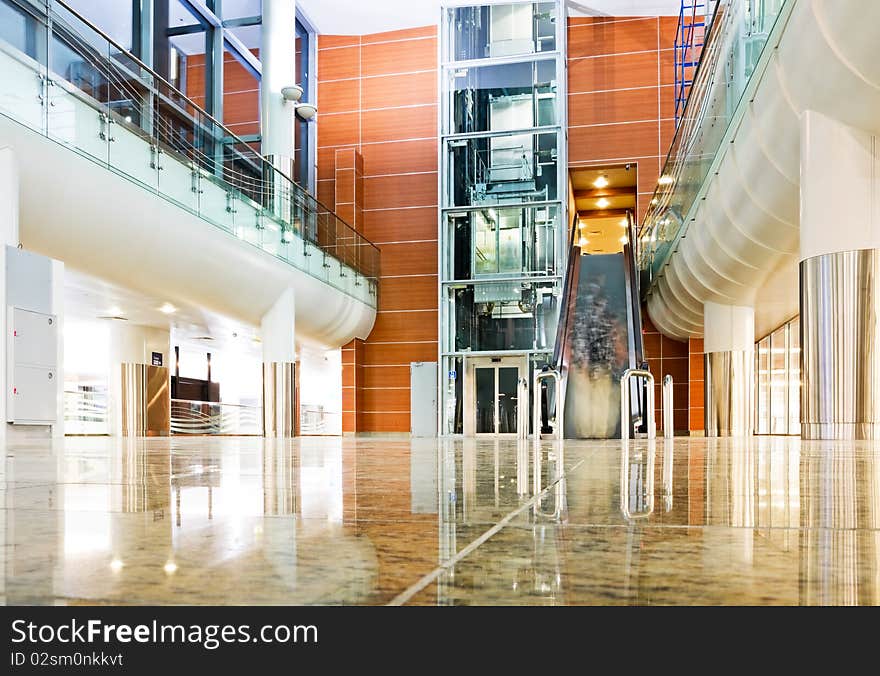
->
7;307;58;424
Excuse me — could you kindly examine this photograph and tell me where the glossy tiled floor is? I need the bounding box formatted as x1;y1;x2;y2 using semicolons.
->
2;434;878;605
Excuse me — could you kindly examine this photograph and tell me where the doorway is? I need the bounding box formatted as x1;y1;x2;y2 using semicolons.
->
464;356;528;436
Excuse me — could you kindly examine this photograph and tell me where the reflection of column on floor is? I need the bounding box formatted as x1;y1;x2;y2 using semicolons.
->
800;110;880;440
800;448;879;604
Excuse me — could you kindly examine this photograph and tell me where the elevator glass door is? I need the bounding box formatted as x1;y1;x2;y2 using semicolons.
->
473;363;521;435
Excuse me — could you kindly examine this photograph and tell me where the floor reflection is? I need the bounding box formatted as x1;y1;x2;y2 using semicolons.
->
1;435;879;605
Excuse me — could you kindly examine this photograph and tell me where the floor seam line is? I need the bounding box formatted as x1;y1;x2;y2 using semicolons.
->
386;455;586;606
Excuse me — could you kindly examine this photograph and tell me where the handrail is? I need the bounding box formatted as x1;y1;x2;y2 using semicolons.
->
620;368;655;440
171;398;260;410
638;0;792;285
44;0;379;281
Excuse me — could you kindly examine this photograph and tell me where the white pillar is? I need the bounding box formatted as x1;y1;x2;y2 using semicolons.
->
800;110;880;439
0;148;19;440
260;0;297;168
261;288;297;436
703;301;754;436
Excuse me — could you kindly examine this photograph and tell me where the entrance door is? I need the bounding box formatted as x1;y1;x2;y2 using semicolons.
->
467;357;526;436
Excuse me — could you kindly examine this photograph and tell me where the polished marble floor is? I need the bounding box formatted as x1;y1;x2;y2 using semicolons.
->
2;434;878;605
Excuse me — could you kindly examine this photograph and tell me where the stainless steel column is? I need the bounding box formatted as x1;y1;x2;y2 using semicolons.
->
121;364;170;436
801;250;880;440
263;361;296;437
704;351;753;436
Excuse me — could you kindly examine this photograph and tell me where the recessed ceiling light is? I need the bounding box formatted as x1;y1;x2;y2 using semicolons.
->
110;558;124;572
593;175;609;188
164;561;178;574
619;218;629;228
596;198;610;209
619;235;628;244
159;303;176;314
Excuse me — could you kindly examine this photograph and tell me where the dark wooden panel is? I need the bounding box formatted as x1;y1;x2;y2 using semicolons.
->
569;86;659;127
317;111;359;148
374;241;438;275
367;310;438;343
318;79;360;114
361;105;438;144
318;45;360;82
569;121;659;162
361;388;411;412
378;276;438;311
363;71;437;109
361;138;438;177
363;341;438;366
362;206;437;243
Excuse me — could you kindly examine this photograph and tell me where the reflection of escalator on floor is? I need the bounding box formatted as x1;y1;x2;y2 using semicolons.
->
547;239;646;439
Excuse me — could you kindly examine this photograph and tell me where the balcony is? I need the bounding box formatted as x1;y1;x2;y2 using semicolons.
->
0;0;378;333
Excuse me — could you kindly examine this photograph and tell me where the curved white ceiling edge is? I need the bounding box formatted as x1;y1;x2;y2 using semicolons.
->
1;116;376;350
647;0;880;343
298;0;682;35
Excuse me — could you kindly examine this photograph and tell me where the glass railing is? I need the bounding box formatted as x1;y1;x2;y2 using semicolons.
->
171;399;262;435
0;0;378;305
637;0;789;285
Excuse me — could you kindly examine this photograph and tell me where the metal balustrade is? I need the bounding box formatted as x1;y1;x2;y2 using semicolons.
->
0;0;378;305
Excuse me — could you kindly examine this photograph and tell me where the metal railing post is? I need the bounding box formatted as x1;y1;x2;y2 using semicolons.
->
620;368;656;440
533;370;563;442
663;374;674;438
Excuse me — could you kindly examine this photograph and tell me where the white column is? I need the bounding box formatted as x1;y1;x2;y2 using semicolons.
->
0;148;20;441
262;288;297;436
799;110;880;439
703;302;755;437
108;323;171;437
51;260;65;437
260;0;297;167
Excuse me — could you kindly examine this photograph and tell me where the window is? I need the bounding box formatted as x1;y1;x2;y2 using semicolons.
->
755;316;799;435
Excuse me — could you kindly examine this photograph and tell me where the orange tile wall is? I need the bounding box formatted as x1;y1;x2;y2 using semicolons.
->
568;15;678;223
317;27;439;433
186;49;262;138
568;16;694;432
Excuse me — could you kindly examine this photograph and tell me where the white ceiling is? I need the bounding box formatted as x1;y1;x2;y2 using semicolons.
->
298;0;683;36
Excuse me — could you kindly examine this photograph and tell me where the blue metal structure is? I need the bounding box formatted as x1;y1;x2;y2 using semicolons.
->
673;1;707;127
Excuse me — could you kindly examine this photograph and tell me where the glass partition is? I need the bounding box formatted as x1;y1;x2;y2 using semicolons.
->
446;280;559;352
444;204;558;280
0;0;378;304
755;315;799;436
443;2;557;62
638;0;791;282
443;57;557;135
445;129;558;207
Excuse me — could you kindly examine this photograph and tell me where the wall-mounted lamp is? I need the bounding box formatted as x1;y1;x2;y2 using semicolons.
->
281;84;303;102
294;103;317;121
281;84;317;121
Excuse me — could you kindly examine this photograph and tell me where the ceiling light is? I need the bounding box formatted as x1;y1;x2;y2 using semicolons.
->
159;303;176;314
596;198;610;209
164;561;178;574
110;558;124;572
658;175;673;186
578;236;589;247
593;175;609;188
619;218;629;228
619;235;628;244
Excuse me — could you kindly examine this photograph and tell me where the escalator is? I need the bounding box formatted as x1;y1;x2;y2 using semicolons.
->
546;222;646;439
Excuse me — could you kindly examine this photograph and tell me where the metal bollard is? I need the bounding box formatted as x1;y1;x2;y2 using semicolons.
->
620;368;655;440
663;374;674;439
